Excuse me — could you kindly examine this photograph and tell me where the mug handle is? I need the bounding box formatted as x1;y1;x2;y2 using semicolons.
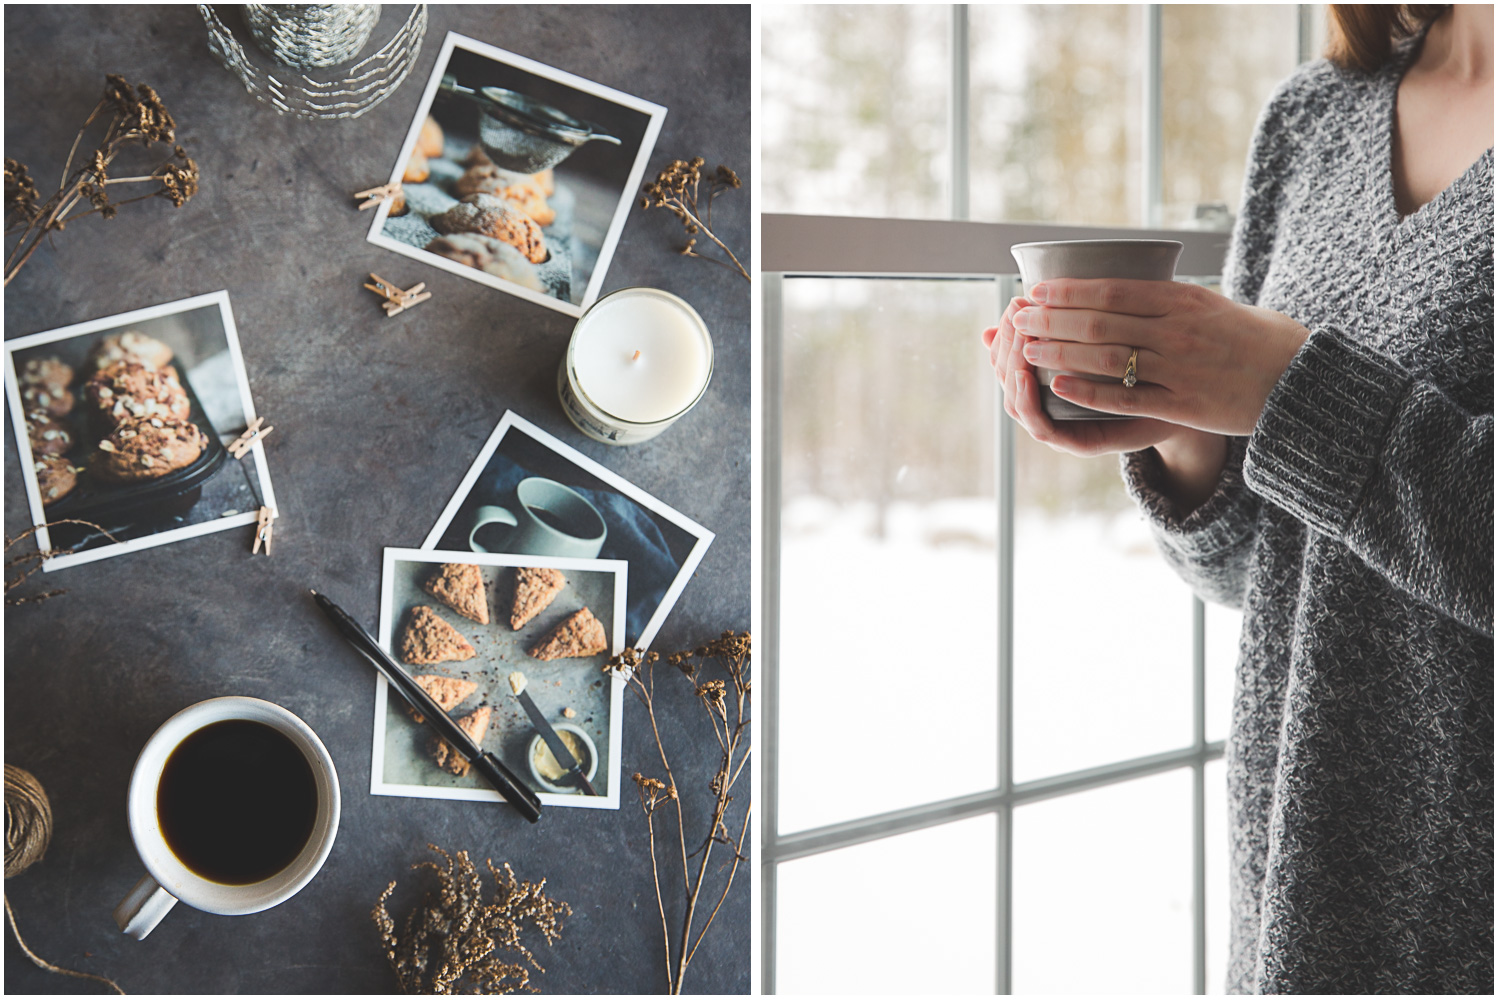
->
469;505;518;554
114;874;177;940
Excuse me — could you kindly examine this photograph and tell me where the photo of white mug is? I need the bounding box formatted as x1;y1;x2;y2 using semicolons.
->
468;475;607;558
113;696;341;941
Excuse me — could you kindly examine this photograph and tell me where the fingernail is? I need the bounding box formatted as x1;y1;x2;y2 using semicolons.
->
1030;284;1049;304
1051;375;1068;393
1022;344;1040;363
1013;308;1030;331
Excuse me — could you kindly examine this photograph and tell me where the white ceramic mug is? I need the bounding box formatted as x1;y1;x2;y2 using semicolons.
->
468;476;607;558
1009;239;1183;420
112;697;341;940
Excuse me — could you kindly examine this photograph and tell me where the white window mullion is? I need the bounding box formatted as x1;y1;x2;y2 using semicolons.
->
761;272;785;995
1297;4;1318;64
996;274;1019;995
1193;598;1208;994
950;3;970;222
1143;3;1164;228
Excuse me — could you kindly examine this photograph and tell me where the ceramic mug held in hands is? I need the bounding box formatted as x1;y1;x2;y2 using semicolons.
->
1009;239;1183;420
113;697;341;940
469;476;607;558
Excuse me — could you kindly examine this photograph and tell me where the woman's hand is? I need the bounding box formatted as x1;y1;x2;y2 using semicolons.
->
984;295;1185;458
1015;278;1310;436
984;292;1232;513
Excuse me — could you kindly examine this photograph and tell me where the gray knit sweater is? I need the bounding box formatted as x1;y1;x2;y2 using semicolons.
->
1121;41;1494;996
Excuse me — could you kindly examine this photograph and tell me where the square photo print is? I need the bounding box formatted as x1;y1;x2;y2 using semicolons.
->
367;31;666;316
372;548;627;810
4;290;276;571
422;410;714;650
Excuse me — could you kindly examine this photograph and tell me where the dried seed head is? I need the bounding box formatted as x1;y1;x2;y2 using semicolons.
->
5;158;40;222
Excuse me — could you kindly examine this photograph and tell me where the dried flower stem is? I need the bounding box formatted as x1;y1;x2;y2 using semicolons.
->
640;158;749;281
5;75;199;286
5;520;116;605
611;631;751;994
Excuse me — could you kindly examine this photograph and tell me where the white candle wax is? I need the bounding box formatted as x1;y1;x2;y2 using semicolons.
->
571;289;711;424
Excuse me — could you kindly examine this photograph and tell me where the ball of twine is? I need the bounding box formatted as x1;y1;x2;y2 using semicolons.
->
5;764;53;879
4;764;124;994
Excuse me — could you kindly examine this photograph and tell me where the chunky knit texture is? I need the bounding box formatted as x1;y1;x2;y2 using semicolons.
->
1121;39;1494;996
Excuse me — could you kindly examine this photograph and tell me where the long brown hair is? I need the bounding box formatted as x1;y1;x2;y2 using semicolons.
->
1326;4;1451;71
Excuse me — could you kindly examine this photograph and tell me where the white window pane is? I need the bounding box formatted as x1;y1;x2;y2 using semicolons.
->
1206;757;1230;994
776;815;997;993
1012;429;1195;782
778;278;999;834
1161;5;1300;228
969;4;1145;226
1205;601;1243;745
1013;769;1194;993
762;4;951;219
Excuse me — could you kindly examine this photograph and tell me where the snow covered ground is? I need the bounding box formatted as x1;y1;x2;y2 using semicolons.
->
774;495;1242;993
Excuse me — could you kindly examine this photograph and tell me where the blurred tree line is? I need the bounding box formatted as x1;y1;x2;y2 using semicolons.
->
767;5;1303;518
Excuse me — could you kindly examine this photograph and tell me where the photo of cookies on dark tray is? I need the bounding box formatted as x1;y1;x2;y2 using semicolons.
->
369;34;665;314
4;291;277;570
374;550;627;809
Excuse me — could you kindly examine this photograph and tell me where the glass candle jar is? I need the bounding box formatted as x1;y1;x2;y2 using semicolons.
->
558;287;714;445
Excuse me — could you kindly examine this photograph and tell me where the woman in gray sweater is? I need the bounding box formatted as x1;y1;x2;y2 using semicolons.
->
986;4;1491;994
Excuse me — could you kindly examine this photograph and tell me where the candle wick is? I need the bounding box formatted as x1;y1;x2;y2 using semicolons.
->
632;350;641;361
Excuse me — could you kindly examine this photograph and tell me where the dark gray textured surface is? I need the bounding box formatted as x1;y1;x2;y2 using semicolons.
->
4;5;749;994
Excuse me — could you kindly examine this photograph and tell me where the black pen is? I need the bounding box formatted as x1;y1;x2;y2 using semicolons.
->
310;589;542;823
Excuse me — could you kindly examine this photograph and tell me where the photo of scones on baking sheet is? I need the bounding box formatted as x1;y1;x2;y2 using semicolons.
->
368;33;665;316
4;291;277;569
374;549;628;809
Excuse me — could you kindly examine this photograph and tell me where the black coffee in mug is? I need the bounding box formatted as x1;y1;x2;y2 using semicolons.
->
527;504;576;535
156;719;318;885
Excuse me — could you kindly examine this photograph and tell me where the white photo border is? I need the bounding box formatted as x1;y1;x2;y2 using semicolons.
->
3;290;278;572
365;31;668;319
420;410;715;651
371;547;628;811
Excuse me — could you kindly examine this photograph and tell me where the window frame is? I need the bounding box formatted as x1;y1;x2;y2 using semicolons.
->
762;221;1227;995
759;5;1321;993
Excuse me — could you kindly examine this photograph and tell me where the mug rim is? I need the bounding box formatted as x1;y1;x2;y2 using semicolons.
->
126;696;340;917
515;476;607;543
1009;238;1184;251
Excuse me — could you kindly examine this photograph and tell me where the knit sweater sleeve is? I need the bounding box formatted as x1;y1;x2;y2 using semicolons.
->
1121;438;1260;609
1244;329;1494;636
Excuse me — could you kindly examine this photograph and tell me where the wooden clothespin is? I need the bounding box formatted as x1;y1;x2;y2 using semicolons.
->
253;506;277;556
384;284;432;318
354;181;403;211
228;416;273;459
363;273;432;317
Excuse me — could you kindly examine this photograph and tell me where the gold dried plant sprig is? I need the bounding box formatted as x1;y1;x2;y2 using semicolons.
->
5;74;199;286
608;630;752;994
5;520;117;606
641;157;749;281
372;844;570;995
